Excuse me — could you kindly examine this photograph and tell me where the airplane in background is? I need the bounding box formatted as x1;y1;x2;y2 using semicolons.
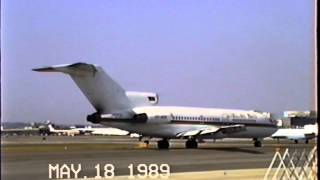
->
1;123;48;136
1;126;41;136
71;125;134;136
90;127;129;136
47;124;81;136
33;62;278;149
48;122;139;137
69;125;94;135
271;124;318;144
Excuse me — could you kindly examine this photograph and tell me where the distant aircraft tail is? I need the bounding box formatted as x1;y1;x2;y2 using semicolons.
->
33;62;133;114
47;124;55;131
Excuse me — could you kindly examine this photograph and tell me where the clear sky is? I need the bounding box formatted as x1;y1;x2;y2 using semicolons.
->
2;0;315;124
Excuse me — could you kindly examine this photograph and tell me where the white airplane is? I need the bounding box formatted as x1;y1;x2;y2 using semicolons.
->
90;127;140;137
33;62;278;149
47;124;80;136
90;127;129;136
51;124;133;136
271;124;318;144
69;126;94;135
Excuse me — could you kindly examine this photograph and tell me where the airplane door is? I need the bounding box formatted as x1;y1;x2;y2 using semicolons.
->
200;115;204;124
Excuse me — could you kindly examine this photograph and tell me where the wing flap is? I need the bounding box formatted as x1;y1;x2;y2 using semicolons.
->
218;124;246;134
177;129;203;137
176;124;246;137
199;127;220;135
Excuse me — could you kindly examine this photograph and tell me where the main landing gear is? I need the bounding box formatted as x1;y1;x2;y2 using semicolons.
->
138;136;151;148
157;138;199;149
157;138;170;149
253;138;262;147
185;138;198;149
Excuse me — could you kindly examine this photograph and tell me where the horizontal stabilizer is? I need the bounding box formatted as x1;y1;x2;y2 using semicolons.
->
32;63;97;76
33;62;133;114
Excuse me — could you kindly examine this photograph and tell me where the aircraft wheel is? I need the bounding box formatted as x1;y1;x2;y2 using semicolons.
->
305;139;309;144
254;140;262;147
294;140;298;144
186;139;198;149
157;139;169;149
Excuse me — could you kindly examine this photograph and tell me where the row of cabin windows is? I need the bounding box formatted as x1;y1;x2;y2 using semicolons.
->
173;114;258;119
172;116;220;121
154;115;258;121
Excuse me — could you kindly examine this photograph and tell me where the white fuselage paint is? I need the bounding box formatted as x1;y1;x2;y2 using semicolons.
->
100;122;276;139
100;106;277;139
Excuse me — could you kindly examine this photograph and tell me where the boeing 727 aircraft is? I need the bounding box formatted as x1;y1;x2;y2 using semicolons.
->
33;62;277;149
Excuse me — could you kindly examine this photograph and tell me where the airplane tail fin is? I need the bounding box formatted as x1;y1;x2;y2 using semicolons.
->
33;62;133;114
47;124;55;131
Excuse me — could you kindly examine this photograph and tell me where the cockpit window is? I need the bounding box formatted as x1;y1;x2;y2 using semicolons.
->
148;96;156;102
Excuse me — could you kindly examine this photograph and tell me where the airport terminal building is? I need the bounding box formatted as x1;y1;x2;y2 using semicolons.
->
283;111;317;127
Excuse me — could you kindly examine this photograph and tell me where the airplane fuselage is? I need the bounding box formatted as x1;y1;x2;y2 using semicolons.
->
96;106;277;139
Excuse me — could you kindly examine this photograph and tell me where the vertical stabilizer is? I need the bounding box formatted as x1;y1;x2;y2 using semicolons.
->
33;62;133;114
47;124;55;131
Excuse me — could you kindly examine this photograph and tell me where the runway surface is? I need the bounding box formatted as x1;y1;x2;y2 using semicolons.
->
1;135;316;180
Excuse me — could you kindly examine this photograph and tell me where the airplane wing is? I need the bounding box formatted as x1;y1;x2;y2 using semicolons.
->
271;135;288;139
176;124;246;137
304;133;316;139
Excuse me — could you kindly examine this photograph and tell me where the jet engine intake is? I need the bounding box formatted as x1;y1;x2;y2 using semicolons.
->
87;112;101;124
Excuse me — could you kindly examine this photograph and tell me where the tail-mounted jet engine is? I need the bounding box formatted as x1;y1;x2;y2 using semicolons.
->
87;112;101;124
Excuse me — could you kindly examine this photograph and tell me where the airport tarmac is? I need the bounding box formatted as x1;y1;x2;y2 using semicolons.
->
1;135;316;180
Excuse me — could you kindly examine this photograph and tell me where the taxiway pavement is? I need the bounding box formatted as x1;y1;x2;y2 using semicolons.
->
1;135;316;180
